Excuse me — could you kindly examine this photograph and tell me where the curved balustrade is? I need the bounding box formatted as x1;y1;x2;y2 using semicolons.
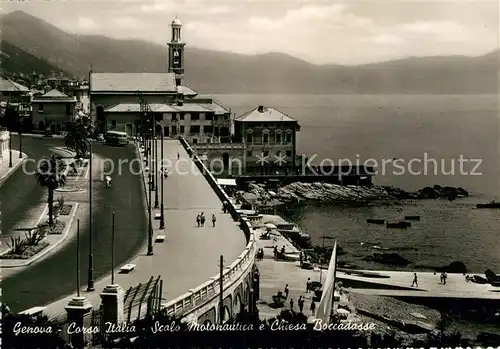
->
164;137;256;318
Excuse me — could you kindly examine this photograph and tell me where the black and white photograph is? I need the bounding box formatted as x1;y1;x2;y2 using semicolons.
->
0;0;499;348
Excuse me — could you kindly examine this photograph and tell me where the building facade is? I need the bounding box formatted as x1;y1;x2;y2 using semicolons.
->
89;17;231;140
0;127;10;164
0;78;30;105
31;89;77;131
192;105;300;176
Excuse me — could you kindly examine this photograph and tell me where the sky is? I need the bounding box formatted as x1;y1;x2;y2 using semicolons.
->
2;0;499;65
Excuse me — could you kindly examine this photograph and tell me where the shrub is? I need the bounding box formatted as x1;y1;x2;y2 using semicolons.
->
0;241;50;259
7;236;28;254
59;204;72;216
37;221;65;235
24;229;47;245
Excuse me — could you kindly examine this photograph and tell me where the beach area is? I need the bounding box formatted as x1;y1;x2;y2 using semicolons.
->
247;209;500;340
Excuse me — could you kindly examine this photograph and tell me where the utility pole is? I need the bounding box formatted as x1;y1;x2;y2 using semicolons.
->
159;124;165;229
111;212;116;284
8;130;12;168
219;255;224;325
76;220;80;297
147;137;154;256
154;125;159;208
87;141;94;291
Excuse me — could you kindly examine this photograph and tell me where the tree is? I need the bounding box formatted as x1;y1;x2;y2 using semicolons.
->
64;120;90;157
35;154;67;226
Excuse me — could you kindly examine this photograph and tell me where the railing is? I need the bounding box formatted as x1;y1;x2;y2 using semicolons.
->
162;137;256;318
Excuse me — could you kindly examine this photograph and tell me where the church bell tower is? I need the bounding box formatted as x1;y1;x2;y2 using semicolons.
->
167;17;185;86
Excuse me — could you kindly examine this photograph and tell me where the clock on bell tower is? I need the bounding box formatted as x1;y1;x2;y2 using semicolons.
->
167;17;186;86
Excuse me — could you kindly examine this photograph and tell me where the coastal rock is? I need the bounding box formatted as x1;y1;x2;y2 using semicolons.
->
363;253;412;266
439;261;467;273
242;182;468;205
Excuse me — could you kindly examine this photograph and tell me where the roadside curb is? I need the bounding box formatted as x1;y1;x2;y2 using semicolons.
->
51;146;76;158
0;152;28;184
2;203;79;268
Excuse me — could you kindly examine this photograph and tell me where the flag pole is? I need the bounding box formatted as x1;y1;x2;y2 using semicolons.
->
330;240;338;323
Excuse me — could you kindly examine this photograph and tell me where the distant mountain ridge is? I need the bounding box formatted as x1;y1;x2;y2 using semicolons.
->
1;10;498;94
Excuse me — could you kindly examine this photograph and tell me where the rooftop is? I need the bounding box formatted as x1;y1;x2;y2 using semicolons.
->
90;73;177;93
105;102;215;113
177;85;198;97
0;78;29;92
235;105;297;123
32;88;76;102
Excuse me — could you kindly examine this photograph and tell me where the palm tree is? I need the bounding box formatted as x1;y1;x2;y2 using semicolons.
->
35;154;67;226
64;120;90;158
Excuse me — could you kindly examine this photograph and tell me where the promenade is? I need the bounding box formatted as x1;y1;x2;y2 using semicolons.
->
42;140;247;318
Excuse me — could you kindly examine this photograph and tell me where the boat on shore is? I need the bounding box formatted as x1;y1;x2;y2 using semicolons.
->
367;219;385;225
476;201;500;209
276;223;312;248
404;215;420;221
386;221;411;229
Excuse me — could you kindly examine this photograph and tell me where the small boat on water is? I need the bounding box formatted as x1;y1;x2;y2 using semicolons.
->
404;215;420;221
367;219;385;225
386;221;411;229
477;201;500;209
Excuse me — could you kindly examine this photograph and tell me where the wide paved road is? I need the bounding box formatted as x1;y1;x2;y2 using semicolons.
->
43;140;247;318
3;138;147;312
1;135;59;239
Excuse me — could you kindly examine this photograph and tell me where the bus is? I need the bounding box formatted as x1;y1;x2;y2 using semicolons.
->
105;131;128;146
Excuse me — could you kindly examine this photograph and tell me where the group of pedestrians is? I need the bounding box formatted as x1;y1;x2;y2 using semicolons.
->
281;282;315;315
196;212;217;227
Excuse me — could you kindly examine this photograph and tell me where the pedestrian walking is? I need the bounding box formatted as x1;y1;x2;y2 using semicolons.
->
200;212;206;227
177;152;180;160
411;273;418;287
440;272;444;284
273;246;277;260
310;300;316;315
443;272;447;285
284;284;289;298
196;215;201;227
212;214;216;227
298;296;304;313
306;277;311;292
290;298;294;311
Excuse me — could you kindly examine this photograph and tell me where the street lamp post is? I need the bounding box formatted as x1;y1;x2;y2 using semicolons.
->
87;141;95;292
18;130;22;158
159;126;165;229
147;138;154;256
154;127;159;208
8;131;12;168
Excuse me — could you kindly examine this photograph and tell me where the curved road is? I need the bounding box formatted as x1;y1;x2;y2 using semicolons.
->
2;136;147;312
42;139;248;319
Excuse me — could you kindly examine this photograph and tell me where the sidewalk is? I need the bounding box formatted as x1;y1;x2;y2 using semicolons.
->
42;139;247;319
0;149;27;183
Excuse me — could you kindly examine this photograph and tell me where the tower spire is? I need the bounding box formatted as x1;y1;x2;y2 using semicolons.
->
167;17;185;86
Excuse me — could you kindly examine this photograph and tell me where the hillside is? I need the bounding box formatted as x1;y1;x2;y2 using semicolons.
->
1;10;498;94
0;41;70;84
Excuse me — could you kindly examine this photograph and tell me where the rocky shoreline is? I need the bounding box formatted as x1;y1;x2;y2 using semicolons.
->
241;182;468;206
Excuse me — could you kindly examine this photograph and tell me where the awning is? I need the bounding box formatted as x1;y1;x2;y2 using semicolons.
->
217;178;237;186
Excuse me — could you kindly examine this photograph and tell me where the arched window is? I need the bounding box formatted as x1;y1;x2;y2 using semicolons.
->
262;129;269;143
274;130;282;144
245;130;253;143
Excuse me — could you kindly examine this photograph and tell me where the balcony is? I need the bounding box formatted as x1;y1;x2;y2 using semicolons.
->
192;143;245;150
